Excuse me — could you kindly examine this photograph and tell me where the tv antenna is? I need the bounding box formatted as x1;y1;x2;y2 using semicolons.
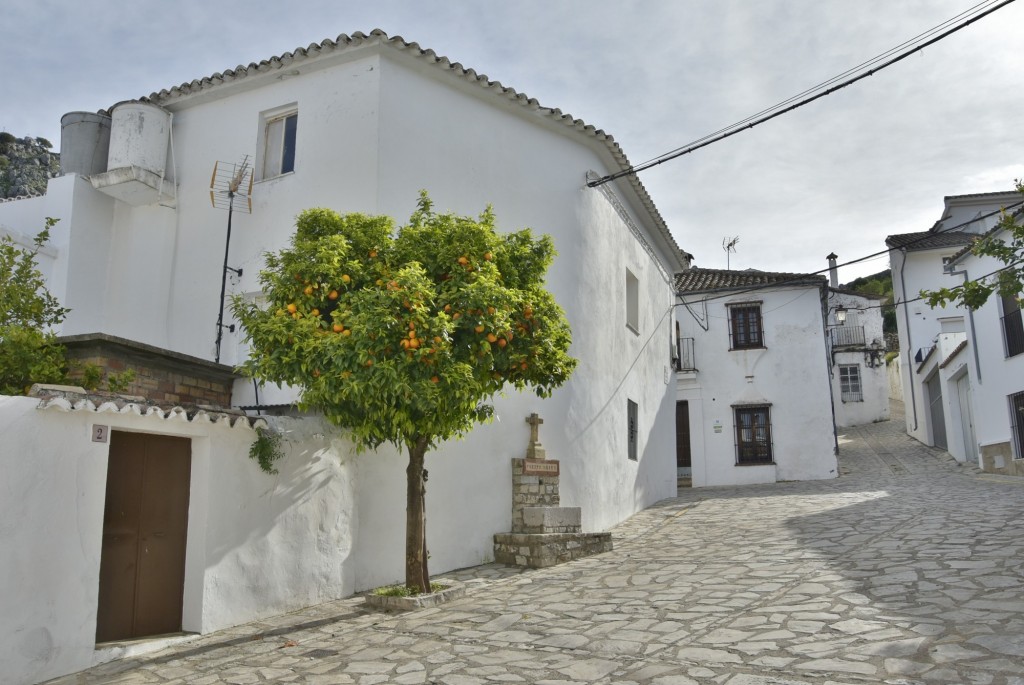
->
722;236;740;270
209;156;253;363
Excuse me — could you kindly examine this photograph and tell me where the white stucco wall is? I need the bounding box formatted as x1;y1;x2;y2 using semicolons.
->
0;396;362;685
824;291;889;427
955;245;1024;460
0;41;686;684
676;285;838;488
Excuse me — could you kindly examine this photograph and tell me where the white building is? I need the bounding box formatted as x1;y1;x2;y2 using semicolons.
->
887;190;1018;464
674;268;838;488
0;31;689;685
824;286;890;428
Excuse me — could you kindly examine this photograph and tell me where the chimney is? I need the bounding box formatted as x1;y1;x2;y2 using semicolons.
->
826;253;839;288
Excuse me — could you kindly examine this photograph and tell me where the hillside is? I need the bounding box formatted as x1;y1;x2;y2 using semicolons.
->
0;133;60;199
841;268;895;334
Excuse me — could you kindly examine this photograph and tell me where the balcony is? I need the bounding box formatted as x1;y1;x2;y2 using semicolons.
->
830;325;866;347
675;337;696;372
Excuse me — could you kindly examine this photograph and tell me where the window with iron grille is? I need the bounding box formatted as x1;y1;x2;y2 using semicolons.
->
734;405;773;464
1011;391;1024;460
729;303;764;349
627;399;638;461
839;364;863;402
1001;294;1023;358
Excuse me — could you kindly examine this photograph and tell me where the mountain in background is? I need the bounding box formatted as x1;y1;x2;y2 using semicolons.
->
0;133;60;199
842;268;896;334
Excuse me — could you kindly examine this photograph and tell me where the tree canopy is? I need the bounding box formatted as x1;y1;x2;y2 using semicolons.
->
233;194;577;591
0;218;68;395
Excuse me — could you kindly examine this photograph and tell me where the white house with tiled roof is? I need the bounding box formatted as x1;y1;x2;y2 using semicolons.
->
0;31;689;685
886;190;1018;462
673;267;838;487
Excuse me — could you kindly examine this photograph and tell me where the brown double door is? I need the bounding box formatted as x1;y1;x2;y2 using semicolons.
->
96;431;191;643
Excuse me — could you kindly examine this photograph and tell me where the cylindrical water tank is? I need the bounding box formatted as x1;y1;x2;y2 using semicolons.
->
60;112;112;176
107;102;170;176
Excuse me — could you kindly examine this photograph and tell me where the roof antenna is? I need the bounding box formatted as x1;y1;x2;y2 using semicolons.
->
722;235;740;270
209;156;253;364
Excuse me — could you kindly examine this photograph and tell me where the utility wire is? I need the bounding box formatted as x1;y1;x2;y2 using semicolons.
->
675;200;1023;308
589;0;1017;188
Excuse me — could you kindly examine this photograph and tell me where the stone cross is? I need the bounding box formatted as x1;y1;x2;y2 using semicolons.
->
526;412;546;460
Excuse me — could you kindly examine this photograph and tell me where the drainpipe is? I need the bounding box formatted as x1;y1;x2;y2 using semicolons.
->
898;248;919;431
820;283;839;453
948;267;982;383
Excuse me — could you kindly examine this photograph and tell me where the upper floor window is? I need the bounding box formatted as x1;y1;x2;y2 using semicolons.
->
839;364;863;402
1002;293;1023;358
626;269;639;334
1010;390;1024;460
729;303;763;349
259;107;297;180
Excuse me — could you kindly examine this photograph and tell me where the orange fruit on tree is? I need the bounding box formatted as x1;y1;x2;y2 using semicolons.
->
369;249;378;258
342;329;351;336
400;339;410;350
304;285;314;296
474;324;485;334
457;256;469;265
430;376;439;384
311;308;320;317
486;333;498;343
286;303;297;314
409;338;420;349
497;338;507;347
328;290;339;300
333;323;344;333
408;330;416;339
341;274;351;284
487;306;496;315
484;252;492;261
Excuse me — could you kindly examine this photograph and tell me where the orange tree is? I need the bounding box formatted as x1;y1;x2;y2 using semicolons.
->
232;194;576;592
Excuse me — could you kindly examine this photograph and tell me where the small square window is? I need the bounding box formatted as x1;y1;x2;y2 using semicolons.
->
627;399;638;461
729;303;763;349
735;405;772;464
626;269;639;334
259;109;297;180
839;364;863;402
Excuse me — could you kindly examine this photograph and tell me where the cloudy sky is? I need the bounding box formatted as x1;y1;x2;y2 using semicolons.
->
4;0;1022;282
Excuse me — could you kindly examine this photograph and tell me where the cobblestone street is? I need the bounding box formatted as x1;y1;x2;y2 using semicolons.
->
49;403;1024;685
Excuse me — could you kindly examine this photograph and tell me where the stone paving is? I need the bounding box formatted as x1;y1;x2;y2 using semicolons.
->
49;403;1024;685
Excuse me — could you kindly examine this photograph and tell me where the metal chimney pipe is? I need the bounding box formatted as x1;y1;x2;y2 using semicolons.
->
826;252;839;288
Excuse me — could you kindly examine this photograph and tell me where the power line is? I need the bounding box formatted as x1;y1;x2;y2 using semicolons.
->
589;0;1017;188
675;200;1023;308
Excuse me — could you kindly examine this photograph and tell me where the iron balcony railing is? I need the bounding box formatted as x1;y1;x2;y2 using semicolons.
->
830;325;866;347
675;337;696;372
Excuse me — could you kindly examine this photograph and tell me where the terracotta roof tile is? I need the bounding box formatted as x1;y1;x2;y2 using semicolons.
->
123;29;685;268
674;267;825;293
885;231;975;251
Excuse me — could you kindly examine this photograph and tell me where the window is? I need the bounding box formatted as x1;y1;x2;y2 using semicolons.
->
1001;293;1023;358
734;405;773;464
1011;391;1024;460
627;399;638;461
839;364;863;402
260;109;297;179
729;303;763;349
626;269;639;334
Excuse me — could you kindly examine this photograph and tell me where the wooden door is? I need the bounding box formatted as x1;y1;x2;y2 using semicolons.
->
676;401;692;470
96;432;191;643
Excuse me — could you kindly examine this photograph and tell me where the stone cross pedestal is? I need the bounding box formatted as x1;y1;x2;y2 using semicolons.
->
493;412;612;568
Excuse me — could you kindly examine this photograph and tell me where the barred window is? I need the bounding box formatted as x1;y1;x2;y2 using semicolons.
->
1001;294;1023;358
1011;391;1024;460
729;304;764;349
839;364;863;402
735;405;773;464
627;399;638;461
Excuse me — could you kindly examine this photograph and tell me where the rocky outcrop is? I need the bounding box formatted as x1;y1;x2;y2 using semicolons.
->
0;133;60;199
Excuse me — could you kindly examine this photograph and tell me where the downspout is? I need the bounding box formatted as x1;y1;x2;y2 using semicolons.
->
820;284;839;453
898;248;919;431
948;267;982;383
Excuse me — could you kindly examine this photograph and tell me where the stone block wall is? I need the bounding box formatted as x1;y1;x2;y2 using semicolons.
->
980;441;1024;476
61;333;236;408
510;457;560;533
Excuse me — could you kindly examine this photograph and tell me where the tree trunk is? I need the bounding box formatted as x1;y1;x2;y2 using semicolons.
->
405;437;430;593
